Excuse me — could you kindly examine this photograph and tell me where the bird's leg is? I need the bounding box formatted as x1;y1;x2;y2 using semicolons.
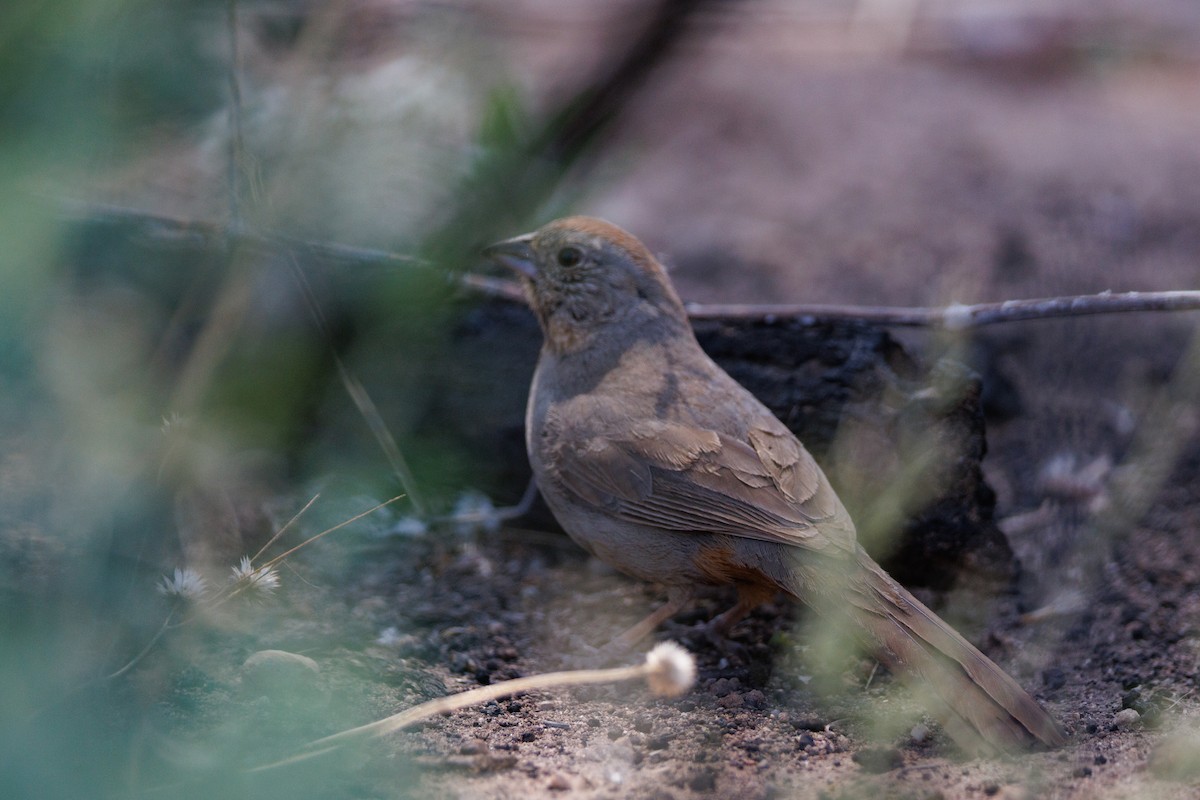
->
608;585;695;652
706;583;776;637
692;584;778;662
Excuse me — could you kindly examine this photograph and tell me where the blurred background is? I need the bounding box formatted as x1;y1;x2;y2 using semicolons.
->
2;0;1199;798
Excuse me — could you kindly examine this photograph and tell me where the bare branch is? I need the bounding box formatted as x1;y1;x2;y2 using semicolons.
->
57;200;427;269
683;292;1200;329
59;201;1200;329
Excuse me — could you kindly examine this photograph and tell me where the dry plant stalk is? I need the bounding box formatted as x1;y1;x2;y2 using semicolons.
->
249;642;697;772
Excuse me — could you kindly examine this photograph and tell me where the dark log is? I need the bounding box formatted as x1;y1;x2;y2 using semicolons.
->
437;299;1019;603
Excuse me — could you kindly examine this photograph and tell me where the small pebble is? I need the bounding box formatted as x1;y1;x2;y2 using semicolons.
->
1114;708;1141;729
716;692;744;709
910;723;930;744
242;649;319;677
547;773;571;791
241;650;321;699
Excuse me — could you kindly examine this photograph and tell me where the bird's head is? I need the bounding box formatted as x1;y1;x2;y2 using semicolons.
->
484;217;689;354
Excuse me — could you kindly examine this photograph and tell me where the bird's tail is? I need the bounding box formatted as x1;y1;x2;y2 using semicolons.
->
806;550;1067;755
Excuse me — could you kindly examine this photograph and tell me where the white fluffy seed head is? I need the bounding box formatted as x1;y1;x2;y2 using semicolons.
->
643;641;696;698
158;567;208;602
230;556;280;599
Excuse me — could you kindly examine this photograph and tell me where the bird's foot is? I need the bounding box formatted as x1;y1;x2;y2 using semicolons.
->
683;619;752;665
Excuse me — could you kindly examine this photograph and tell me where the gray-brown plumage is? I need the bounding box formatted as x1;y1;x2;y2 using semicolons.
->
485;216;1066;755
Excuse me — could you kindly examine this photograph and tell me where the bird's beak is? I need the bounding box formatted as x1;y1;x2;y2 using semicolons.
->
483;233;537;280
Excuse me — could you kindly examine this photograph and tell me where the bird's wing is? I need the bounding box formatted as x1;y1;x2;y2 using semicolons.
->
551;415;857;553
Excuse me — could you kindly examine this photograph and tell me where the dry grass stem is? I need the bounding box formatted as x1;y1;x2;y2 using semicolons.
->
251;493;320;563
259;494;405;571
249;642;695;772
287;255;428;515
105;612;177;680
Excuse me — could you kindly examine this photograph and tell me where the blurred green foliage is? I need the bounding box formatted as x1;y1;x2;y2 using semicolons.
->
0;2;556;797
1;1;225;381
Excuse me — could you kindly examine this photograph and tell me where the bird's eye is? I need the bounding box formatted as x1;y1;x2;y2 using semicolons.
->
556;246;583;268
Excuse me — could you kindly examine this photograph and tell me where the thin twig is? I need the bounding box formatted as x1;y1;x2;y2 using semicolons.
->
56;200;427;269
864;660;880;691
105;610;176;680
250;492;320;564
330;365;427;516
300;664;646;749
464;276;1200;329
246;641;695;773
683;291;1200;328
58;201;1200;329
260;494;405;571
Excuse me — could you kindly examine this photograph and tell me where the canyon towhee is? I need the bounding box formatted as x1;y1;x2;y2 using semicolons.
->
485;216;1065;754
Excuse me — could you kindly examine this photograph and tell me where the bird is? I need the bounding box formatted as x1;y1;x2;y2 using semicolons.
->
484;216;1066;755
